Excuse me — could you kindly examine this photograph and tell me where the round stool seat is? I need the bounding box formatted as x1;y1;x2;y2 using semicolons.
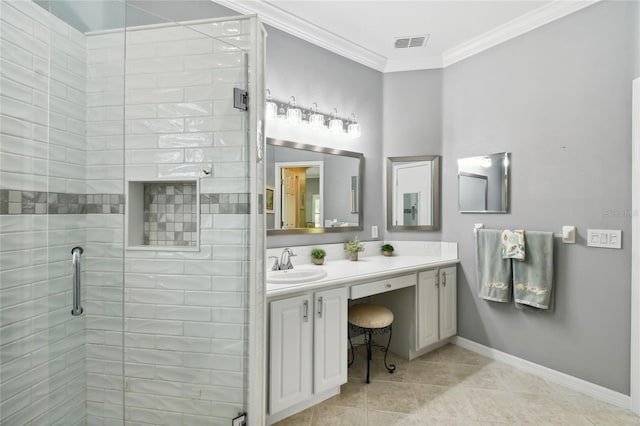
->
348;304;394;329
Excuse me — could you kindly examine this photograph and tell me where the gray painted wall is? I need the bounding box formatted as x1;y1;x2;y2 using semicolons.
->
383;69;443;241
265;26;384;248
442;1;638;394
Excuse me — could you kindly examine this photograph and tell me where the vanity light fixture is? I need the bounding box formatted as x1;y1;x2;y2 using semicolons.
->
264;90;361;138
347;113;361;138
328;108;344;134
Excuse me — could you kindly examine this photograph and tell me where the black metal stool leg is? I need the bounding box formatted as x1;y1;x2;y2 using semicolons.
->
366;329;373;383
384;324;396;374
348;333;355;367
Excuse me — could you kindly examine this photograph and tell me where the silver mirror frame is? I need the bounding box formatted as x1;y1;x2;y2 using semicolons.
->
266;137;364;236
386;155;441;232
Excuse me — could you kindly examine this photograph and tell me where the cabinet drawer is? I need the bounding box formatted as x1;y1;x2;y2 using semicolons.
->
350;273;417;299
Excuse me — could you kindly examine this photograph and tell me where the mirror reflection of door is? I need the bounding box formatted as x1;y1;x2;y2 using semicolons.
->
275;161;323;229
281;167;305;229
394;161;432;226
403;193;419;226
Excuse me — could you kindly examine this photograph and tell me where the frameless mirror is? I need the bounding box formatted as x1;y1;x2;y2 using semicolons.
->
387;156;441;231
457;152;510;213
266;138;364;235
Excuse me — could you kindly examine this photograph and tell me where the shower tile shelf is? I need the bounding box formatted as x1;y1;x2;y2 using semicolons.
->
126;178;200;251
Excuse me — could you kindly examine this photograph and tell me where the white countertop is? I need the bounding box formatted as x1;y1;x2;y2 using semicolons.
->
266;255;460;298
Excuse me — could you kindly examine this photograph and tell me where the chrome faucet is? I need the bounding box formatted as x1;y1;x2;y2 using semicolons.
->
279;248;296;270
268;256;280;271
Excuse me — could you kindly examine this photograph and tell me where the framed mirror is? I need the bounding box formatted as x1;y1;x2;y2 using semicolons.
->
457;152;510;213
266;138;364;235
386;155;441;231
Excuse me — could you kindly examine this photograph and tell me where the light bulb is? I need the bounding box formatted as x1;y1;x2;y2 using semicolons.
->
265;89;277;120
347;113;361;138
308;103;324;129
328;108;344;134
286;96;302;125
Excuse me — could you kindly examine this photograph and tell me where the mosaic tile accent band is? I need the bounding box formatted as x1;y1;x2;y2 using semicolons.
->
200;193;250;214
0;190;124;215
0;189;251;216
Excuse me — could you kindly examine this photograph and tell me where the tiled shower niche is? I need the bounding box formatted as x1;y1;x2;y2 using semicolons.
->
127;179;200;250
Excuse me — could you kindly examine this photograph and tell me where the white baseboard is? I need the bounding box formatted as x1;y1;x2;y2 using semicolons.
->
453;336;631;410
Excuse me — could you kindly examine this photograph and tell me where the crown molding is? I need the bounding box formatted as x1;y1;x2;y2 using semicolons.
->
442;0;601;67
214;0;387;71
384;55;443;73
215;0;599;73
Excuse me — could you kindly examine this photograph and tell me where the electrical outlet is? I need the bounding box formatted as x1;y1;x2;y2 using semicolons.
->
232;413;247;426
371;225;378;239
587;229;622;249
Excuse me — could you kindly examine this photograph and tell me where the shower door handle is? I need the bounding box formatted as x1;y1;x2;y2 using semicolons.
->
71;247;84;316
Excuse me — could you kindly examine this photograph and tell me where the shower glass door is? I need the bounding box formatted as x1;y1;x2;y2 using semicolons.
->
0;0;127;424
1;1;260;424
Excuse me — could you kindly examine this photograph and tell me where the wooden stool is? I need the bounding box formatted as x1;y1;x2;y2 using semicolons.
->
347;303;396;383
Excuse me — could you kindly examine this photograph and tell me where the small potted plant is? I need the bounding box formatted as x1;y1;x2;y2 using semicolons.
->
381;244;394;257
311;248;326;265
344;237;365;261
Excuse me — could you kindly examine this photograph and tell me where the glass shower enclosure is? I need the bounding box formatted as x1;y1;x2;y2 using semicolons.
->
0;1;266;424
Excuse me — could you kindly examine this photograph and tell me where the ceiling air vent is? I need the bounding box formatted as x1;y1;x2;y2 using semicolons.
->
394;34;429;49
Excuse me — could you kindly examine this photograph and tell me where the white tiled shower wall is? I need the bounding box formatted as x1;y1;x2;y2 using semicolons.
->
86;20;251;425
1;1;89;424
1;3;254;425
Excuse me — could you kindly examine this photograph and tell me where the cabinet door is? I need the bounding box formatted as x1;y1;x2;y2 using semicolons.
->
269;294;313;414
314;287;348;394
439;266;457;340
417;269;439;349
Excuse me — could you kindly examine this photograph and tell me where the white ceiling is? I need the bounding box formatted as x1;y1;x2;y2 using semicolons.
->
216;0;599;72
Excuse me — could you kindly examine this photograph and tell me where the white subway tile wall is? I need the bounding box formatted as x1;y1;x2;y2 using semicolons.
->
119;21;249;425
0;2;92;424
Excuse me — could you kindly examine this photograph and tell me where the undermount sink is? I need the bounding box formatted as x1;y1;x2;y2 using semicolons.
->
266;268;327;284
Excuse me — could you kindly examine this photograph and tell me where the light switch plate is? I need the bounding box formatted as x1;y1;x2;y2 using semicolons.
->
371;225;378;239
587;229;622;249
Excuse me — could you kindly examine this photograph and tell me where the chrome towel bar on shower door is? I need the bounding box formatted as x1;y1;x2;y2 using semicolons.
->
71;246;84;316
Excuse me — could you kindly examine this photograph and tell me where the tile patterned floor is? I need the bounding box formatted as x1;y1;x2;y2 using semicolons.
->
274;344;640;426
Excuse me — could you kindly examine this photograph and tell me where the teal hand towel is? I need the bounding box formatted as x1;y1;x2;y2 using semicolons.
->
513;231;554;309
476;229;512;303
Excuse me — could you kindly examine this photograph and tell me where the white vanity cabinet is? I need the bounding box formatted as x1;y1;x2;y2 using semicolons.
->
269;287;348;415
417;266;457;349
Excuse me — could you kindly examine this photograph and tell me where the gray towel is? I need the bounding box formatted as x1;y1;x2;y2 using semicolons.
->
476;229;512;303
513;231;554;309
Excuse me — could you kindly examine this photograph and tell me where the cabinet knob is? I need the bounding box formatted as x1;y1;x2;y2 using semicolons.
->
442;272;447;287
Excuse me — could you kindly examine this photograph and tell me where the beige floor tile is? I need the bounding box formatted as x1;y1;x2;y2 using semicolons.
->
309;405;367;426
365;380;419;413
367;410;483;425
274;344;640;426
584;409;640;425
320;382;366;408
272;407;313;426
412;384;477;419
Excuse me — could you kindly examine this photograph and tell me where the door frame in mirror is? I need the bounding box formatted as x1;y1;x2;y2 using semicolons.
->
267;138;364;236
386;155;441;232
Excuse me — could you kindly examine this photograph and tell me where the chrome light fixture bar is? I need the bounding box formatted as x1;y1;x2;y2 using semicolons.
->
265;91;362;138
